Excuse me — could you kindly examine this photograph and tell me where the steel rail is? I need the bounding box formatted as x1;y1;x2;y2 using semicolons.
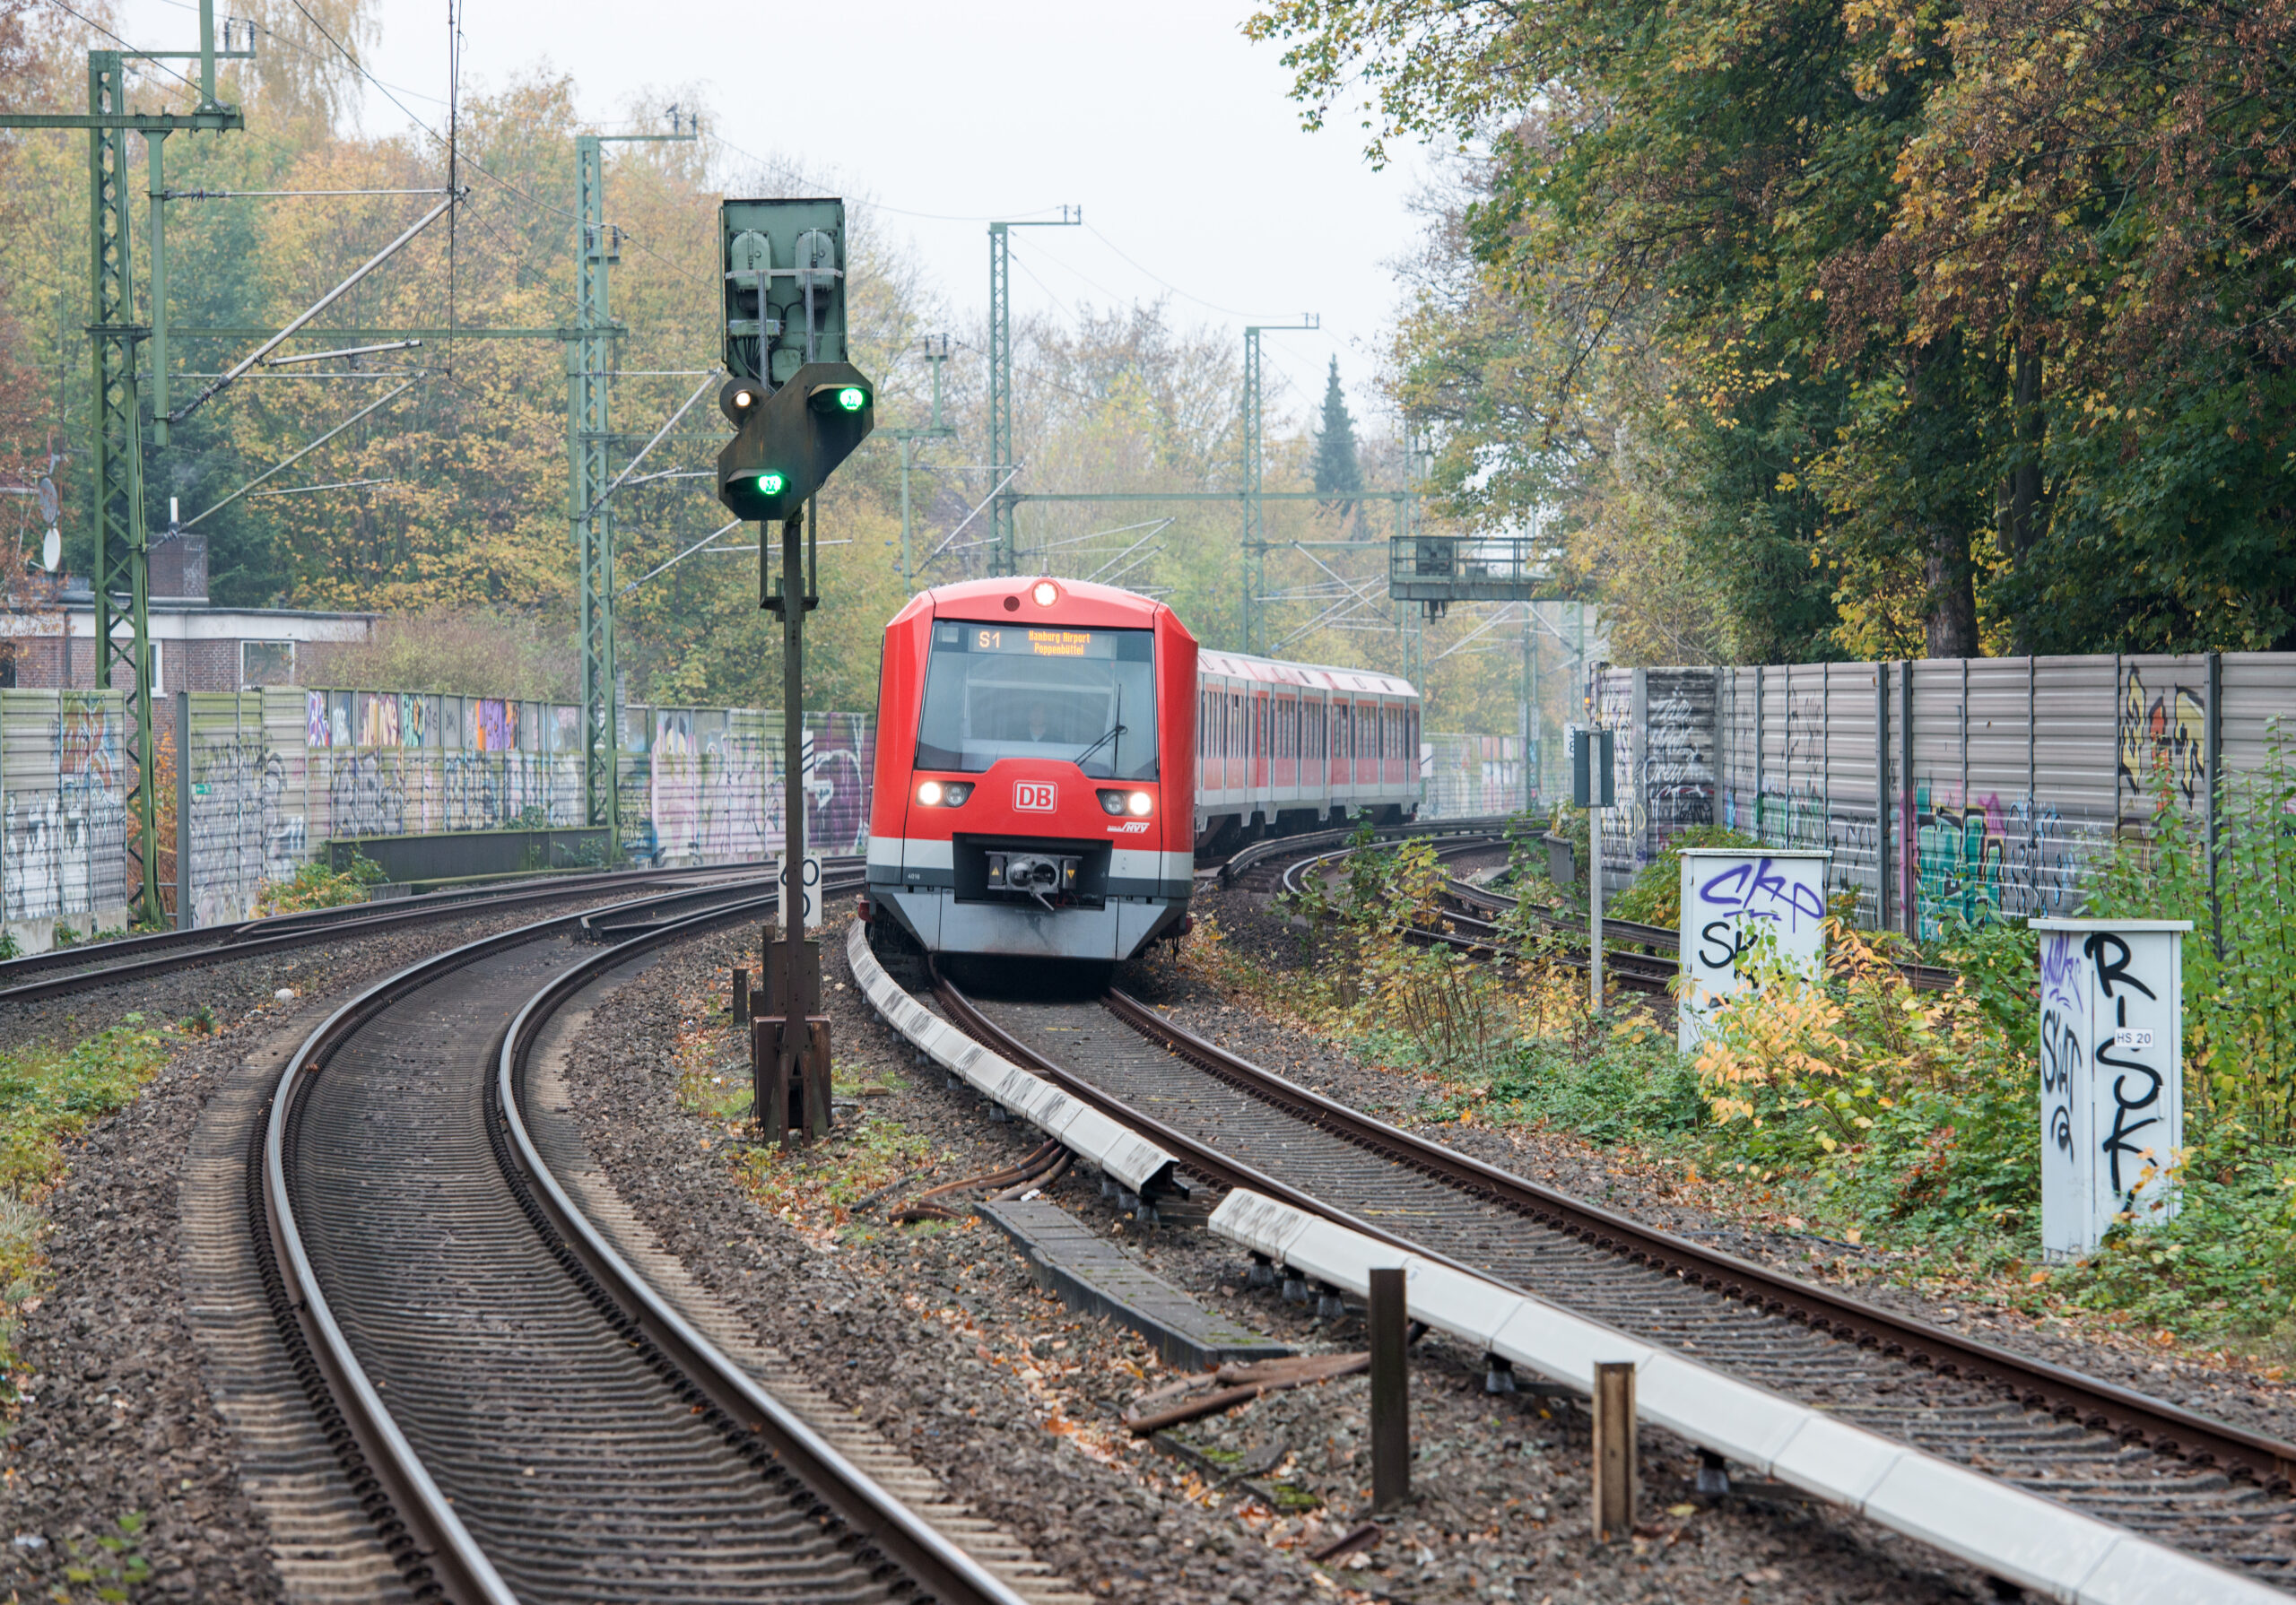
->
1086;986;2296;1493
259;893;735;1601
260;870;1030;1603
495;883;1032;1605
0;861;839;1006
1213;812;1522;889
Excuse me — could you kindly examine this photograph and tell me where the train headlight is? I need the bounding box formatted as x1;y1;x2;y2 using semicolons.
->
1031;579;1059;607
1126;791;1153;817
943;783;972;804
1097;789;1126;816
917;780;971;807
918;780;943;806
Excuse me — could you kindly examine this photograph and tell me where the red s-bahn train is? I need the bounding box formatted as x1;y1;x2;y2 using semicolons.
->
863;575;1422;968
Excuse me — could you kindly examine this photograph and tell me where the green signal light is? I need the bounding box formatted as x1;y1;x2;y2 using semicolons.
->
835;386;866;412
754;471;787;494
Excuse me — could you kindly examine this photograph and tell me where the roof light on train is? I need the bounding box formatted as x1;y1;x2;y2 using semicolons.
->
1031;580;1059;606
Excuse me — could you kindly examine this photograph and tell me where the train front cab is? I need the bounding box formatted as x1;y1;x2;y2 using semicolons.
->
865;578;1197;964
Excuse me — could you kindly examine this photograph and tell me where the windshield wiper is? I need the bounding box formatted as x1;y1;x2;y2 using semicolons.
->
1073;723;1126;769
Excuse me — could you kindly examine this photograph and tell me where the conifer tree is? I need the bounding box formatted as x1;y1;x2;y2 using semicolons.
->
1312;356;1363;516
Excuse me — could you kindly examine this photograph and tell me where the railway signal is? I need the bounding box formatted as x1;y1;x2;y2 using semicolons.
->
714;363;875;524
717;197;877;1146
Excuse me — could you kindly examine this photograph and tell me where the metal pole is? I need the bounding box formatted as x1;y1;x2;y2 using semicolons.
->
1243;327;1260;654
1522;603;1535;811
778;502;809;1125
1369;1266;1409;1512
148;131;169;447
988;224;1012;578
174;690;190;927
1590;786;1605;1011
89;51;160;922
197;0;217;108
899;435;913;594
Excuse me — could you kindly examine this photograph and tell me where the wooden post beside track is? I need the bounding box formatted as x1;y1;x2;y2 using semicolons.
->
1592;1360;1637;1543
1369;1266;1410;1512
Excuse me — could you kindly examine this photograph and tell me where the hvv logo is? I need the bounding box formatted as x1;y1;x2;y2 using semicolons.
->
1014;781;1057;812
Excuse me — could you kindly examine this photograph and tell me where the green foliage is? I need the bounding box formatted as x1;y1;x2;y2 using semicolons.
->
2054;1133;2296;1339
1608;825;1762;926
0;1020;177;1379
57;1511;151;1604
1690;924;2042;1238
1250;0;2296;658
1312;356;1363;505
0;1020;176;1199
1482;1021;1704;1145
253;854;385;916
2090;724;2296;1141
0;929;18;961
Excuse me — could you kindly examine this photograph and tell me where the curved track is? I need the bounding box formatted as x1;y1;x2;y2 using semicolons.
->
926;969;2296;1589
257;874;1033;1604
0;862;771;1008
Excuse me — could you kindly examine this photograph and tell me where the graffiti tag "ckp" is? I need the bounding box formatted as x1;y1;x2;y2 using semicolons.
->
1677;848;1831;1054
1696;856;1827;929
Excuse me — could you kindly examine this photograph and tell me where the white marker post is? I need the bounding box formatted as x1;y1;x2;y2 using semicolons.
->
2031;919;2189;1260
1676;848;1831;1054
778;851;824;932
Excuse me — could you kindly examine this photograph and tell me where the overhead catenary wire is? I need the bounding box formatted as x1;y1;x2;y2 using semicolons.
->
592;370;721;512
186;379;422;528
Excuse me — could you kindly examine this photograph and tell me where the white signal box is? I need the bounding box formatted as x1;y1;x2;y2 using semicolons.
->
1676;849;1831;1054
2031;919;2189;1259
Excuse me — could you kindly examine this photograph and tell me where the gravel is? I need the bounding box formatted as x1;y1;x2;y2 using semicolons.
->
0;887;697;1603
552;913;2003;1604
1181;878;2296;1446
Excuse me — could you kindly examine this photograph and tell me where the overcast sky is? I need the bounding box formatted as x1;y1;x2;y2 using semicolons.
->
117;0;1431;434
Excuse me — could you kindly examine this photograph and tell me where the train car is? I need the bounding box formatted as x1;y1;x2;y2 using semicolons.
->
863;575;1422;969
1192;647;1421;854
864;576;1198;967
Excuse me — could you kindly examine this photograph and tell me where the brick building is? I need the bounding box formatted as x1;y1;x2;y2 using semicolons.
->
0;529;374;690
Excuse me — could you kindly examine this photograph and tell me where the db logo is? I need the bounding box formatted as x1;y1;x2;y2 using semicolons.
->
1013;781;1057;812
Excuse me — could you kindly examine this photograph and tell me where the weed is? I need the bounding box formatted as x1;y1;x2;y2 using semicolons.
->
253;853;386;915
0;1019;178;1379
58;1511;149;1603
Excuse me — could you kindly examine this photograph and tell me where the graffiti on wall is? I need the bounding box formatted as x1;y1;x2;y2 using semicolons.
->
2118;666;2207;811
187;720;298;926
1907;786;2084;934
1644;691;1714;837
3;692;129;924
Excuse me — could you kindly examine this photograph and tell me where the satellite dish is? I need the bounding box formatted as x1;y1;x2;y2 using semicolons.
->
40;527;60;572
36;477;57;525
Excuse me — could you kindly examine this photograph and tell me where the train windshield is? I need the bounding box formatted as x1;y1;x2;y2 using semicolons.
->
916;621;1158;780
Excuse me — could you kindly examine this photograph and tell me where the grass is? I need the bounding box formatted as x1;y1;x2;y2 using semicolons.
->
0;1017;178;1383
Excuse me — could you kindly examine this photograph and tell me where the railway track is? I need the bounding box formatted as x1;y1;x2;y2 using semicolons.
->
0;861;773;1008
253;871;1039;1604
1258;825;1959;994
921;967;2296;1591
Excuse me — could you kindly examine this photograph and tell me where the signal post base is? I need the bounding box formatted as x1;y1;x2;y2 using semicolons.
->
753;1015;833;1146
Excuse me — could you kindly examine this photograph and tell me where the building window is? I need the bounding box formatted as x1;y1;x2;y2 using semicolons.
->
242;640;294;686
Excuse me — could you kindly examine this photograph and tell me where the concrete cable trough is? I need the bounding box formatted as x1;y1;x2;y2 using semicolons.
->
1211;1188;2278;1605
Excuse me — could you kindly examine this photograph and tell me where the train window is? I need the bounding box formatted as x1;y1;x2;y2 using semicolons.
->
915;621;1158;779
